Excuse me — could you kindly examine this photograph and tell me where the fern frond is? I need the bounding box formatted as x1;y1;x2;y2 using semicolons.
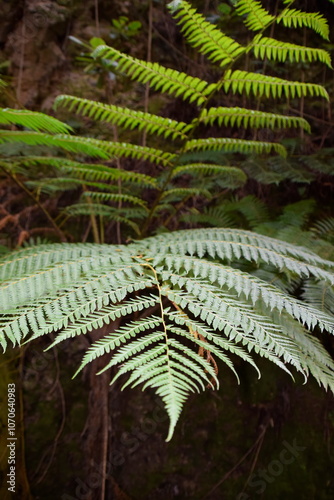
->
92;45;215;105
91;141;176;167
143;228;334;280
171;163;247;187
0;131;111;158
163;286;301;374
158;255;334;333
54;95;192;141
198;106;310;132
161;187;212;201
222;70;329;100
63;204;145;233
277;8;330;40
81;190;148;207
169;0;245;67
252;35;332;67
184;137;287;157
0;108;72;134
47;295;159;347
17;156;157;188
236;0;274;31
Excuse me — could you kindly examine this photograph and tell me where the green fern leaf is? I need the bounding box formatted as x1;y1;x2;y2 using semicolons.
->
171;163;247;188
236;0;274;31
92;45;215;105
251;35;332;67
54;95;192;141
169;0;245;67
277;8;330;40
198;106;311;132
0;108;72;134
0;131;111;158
184;137;287;157
222;69;329;100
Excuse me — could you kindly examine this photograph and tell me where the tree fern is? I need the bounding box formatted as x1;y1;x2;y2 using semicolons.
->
1;0;334;440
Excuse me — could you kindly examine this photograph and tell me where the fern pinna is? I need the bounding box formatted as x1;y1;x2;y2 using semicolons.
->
1;1;334;439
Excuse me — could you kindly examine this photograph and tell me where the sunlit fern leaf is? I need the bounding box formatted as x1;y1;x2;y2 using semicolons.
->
54;95;192;141
222;70;329;100
92;45;216;105
277;8;330;40
168;0;245;67
171;164;247;188
0;108;73;134
236;0;274;31
251;35;332;67
198;106;310;132
184;137;287;157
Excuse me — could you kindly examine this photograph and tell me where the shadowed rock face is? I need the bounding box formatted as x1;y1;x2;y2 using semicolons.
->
2;0;72;107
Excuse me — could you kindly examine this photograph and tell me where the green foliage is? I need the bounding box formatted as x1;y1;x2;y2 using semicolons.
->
1;229;333;440
0;0;333;440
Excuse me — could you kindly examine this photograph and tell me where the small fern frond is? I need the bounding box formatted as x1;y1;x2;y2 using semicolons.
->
236;0;274;31
92;141;176;166
158;255;334;333
81;190;148;208
198;107;310;132
92;45;215;105
54;95;192;141
0;131;111;159
0;108;72;134
161;187;211;201
17;157;158;188
171;164;247;188
277;8;330;40
47;295;159;348
222;70;329;100
184;137;286;157
252;35;332;67
169;0;245;68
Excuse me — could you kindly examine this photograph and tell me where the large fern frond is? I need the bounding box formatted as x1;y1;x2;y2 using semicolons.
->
169;0;245;67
